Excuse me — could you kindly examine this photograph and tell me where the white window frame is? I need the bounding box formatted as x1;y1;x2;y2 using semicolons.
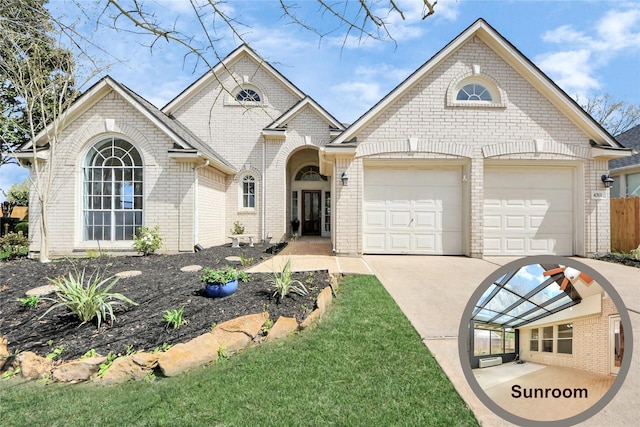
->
240;174;256;210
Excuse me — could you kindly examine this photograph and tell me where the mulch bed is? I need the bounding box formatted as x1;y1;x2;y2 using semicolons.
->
0;244;331;362
592;253;640;268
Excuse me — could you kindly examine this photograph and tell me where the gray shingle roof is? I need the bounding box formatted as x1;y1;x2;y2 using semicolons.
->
112;79;235;173
610;125;640;170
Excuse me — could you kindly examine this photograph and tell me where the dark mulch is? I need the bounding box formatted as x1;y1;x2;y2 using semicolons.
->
592;253;640;268
0;244;331;362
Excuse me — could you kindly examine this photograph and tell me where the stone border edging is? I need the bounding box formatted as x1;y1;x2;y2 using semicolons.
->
0;274;339;384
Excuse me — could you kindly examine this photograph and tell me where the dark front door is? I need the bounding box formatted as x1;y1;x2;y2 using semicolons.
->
302;190;321;236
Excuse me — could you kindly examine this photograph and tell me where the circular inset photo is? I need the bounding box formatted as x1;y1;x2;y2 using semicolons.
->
458;256;633;426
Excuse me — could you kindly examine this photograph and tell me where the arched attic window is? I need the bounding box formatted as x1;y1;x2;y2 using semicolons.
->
236;88;261;102
447;68;507;108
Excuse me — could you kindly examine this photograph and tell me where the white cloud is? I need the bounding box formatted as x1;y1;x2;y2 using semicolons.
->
538;6;640;97
536;49;600;95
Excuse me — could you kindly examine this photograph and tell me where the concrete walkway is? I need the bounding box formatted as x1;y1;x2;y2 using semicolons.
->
366;255;640;427
247;254;373;275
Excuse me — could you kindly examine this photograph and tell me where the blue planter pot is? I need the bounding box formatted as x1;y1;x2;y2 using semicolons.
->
204;279;238;298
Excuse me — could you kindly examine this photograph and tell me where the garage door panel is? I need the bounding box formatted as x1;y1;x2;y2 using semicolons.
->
389;234;411;251
364;233;386;251
484;167;574;256
505;216;526;230
414;234;437;252
389;211;412;227
414;211;437;229
363;166;462;254
364;210;386;228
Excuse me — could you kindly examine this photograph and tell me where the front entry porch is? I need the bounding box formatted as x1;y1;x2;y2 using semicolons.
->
279;236;332;256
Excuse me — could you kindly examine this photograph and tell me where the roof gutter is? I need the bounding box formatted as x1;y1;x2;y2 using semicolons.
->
168;150;237;175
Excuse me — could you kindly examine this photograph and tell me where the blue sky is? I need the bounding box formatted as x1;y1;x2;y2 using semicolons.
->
2;0;640;200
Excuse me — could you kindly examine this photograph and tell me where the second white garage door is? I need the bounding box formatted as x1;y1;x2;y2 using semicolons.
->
484;166;575;255
363;166;463;254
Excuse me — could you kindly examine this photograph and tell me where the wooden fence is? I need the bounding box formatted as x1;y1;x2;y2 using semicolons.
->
610;197;640;252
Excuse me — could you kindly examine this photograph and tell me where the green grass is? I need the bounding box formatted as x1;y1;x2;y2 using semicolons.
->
0;275;478;427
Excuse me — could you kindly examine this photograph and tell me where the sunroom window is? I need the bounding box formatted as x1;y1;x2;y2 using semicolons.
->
83;138;143;241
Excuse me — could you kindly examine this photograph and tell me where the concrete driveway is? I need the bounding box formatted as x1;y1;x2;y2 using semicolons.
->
365;255;640;427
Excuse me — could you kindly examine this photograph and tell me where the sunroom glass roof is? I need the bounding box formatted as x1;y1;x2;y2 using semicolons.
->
471;264;581;328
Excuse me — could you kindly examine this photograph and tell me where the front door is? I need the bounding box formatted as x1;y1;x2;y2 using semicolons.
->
302;190;321;236
610;316;625;375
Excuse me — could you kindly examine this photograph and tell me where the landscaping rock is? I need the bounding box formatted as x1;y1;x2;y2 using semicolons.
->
0;336;9;371
211;312;269;353
316;286;333;315
225;256;241;262
101;355;151;383
300;308;322;330
52;357;106;383
158;333;220;377
180;265;202;272
25;284;57;297
18;351;53;380
115;270;142;278
266;316;299;341
133;352;159;369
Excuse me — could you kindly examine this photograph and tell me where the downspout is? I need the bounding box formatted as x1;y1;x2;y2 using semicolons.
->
193;160;209;251
262;138;266;243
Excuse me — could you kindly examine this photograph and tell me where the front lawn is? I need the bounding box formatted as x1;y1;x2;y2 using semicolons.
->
0;275;478;426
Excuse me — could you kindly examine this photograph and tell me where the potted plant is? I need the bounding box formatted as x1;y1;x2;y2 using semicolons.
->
201;266;239;298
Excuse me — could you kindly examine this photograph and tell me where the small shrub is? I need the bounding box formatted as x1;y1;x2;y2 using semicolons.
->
0;231;29;260
237;270;250;283
163;307;188;329
14;221;28;236
239;253;253;267
268;258;308;303
17;295;40;308
133;225;162;256
41;267;138;328
230;221;245;235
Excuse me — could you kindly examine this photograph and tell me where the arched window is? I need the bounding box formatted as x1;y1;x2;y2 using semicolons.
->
456;83;492;101
83;138;143;241
235;88;261;102
242;174;256;208
295;165;327;181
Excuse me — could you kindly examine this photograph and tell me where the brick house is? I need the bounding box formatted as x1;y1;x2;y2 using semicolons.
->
16;19;630;258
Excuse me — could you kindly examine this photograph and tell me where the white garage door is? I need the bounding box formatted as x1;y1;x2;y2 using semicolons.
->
484;166;574;255
363;166;463;254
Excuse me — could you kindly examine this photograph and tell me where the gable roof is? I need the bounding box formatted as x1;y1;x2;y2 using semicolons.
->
263;97;345;138
610;125;640;170
162;44;305;116
331;18;625;150
16;76;236;174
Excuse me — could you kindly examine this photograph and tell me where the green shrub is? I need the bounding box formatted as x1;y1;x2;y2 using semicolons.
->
17;295;40;308
14;221;28;236
41;268;138;328
133;225;162;255
163;307;188;329
0;231;29;260
230;221;245;235
268;258;308;302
